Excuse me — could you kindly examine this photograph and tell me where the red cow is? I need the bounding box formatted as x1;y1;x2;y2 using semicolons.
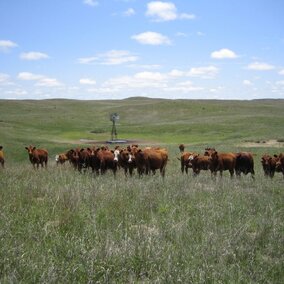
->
133;148;168;177
66;148;80;170
235;152;255;179
55;153;68;165
178;151;195;174
0;146;4;168
95;148;118;176
275;153;284;178
261;154;277;178
25;145;48;169
117;148;136;176
210;151;236;177
188;154;212;175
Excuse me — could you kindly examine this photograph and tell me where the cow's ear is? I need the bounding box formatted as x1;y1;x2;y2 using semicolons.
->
111;150;114;153
80;148;85;152
0;146;2;150
274;154;278;158
32;146;36;150
25;147;28;150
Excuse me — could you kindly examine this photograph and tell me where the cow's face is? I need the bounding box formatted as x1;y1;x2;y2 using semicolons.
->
25;145;36;154
113;149;120;162
261;156;271;166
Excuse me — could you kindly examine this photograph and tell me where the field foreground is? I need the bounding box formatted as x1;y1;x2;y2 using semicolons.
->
0;98;284;282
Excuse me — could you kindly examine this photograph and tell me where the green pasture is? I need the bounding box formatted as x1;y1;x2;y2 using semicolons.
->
0;98;283;283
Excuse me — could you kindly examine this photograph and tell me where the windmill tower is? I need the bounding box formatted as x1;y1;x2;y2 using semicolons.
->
110;113;119;141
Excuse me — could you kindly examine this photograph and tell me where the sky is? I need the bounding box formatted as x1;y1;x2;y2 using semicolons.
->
0;0;284;100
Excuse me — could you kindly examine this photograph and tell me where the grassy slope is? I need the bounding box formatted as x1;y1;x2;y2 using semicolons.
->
0;98;284;282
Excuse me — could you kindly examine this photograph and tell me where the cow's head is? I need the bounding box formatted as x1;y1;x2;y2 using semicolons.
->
113;149;120;162
25;145;36;154
179;144;185;153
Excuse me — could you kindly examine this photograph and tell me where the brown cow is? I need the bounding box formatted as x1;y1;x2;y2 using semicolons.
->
210;151;236;177
178;151;195;174
55;153;69;165
261;154;277;178
117;148;136;176
178;144;185;153
133;148;168;177
204;147;216;156
235;152;255;179
95;148;118;176
25;145;48;169
275;153;284;178
0;146;4;168
188;154;212;175
66;148;80;170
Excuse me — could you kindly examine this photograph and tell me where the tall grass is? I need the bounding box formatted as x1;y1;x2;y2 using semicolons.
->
0;156;283;282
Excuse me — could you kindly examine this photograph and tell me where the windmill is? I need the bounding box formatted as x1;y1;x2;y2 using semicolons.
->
110;113;119;141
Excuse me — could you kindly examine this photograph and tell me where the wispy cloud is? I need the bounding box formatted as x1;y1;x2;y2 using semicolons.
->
78;50;138;65
146;1;195;22
79;78;97;85
0;40;18;52
18;72;62;87
132;31;171;45
123;8;136;16
20;51;49;60
187;66;219;79
211;48;238;59
243;79;253;86
83;0;98;7
247;62;275;71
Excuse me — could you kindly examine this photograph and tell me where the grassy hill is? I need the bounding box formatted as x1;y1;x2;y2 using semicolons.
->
0;98;283;282
1;98;284;161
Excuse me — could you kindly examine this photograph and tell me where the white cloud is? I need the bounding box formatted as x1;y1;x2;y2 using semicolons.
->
146;1;195;22
79;78;97;85
124;8;135;16
134;71;166;81
0;40;18;52
211;48;238;59
20;51;49;60
18;72;62;87
132;31;171;45
247;62;275;71
243;79;253;86
187;66;219;79
83;0;98;7
168;69;184;77
78;50;138;65
279;69;284;75
0;73;11;84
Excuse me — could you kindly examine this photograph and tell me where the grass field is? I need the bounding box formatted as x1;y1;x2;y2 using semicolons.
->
0;98;284;283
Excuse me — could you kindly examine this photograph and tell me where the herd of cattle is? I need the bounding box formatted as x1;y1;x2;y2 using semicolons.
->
0;144;284;179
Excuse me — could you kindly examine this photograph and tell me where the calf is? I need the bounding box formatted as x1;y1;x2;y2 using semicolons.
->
261;154;277;178
25;145;48;169
235;152;255;179
0;146;4;168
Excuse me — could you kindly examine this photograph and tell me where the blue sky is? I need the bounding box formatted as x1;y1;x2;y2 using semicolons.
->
0;0;284;100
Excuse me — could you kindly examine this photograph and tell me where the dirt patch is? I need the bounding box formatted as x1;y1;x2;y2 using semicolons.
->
239;139;284;148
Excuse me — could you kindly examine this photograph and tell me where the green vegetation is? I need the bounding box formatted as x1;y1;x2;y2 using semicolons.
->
0;98;283;282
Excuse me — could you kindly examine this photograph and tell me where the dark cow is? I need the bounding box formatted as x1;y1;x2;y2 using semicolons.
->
0;146;4;168
188;154;212;175
66;148;80;170
178;151;195;174
261;154;277;178
210;151;236;177
25;145;48;169
275;153;284;178
235;152;255;179
133;148;168;177
178;144;185;153
117;148;136;176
